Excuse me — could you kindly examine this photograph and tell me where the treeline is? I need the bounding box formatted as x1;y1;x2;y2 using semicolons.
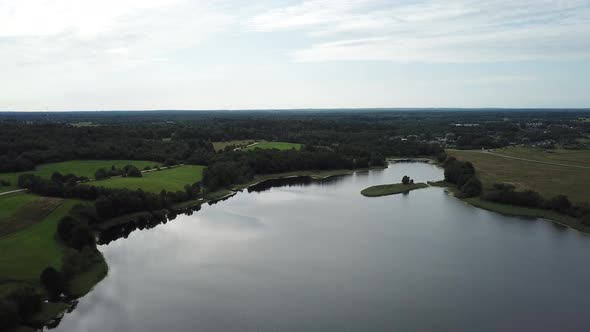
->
482;184;590;221
0;122;214;172
440;154;482;197
203;149;369;191
17;173;202;220
94;164;143;180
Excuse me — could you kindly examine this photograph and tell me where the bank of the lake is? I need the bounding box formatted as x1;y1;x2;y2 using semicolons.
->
429;180;590;234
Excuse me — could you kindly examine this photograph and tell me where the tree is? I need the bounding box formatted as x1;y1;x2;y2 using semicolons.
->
0;300;19;329
547;195;571;213
124;165;142;177
95;168;108;180
40;267;64;299
6;288;41;318
402;175;410;185
460;177;483;197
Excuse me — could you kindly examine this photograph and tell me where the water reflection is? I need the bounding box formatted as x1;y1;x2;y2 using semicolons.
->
54;162;590;332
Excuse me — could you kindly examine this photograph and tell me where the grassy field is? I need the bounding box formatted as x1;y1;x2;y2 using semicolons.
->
244;141;302;151
96;165;205;193
0;195;63;237
447;148;590;204
0;200;80;288
0;160;159;193
492;146;590;166
361;183;428;197
0;193;39;221
212;140;257;151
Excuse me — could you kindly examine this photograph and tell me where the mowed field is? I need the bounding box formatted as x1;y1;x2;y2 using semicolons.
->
244;141;302;151
95;165;205;193
448;148;590;204
0;160;159;193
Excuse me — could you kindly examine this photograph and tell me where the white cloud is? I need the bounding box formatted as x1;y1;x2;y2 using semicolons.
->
250;0;590;63
0;0;234;67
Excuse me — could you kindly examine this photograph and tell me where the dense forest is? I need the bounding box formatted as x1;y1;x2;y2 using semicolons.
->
1;109;587;173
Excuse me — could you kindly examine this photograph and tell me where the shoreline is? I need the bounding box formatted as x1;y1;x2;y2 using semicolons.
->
429;181;590;235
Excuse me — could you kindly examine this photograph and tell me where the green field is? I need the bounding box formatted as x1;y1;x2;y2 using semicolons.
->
0;193;39;221
95;165;205;193
493;146;590;166
244;141;302;151
0;200;79;287
448;149;590;204
361;183;428;197
0;160;159;193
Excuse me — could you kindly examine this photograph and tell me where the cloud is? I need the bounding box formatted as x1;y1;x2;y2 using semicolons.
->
0;0;234;67
249;0;590;63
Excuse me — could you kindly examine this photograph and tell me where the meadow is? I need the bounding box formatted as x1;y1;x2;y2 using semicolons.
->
95;165;205;193
447;148;590;204
0;160;159;193
0;199;79;293
244;141;302;151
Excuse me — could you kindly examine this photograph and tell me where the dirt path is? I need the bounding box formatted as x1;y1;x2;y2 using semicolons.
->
0;189;27;197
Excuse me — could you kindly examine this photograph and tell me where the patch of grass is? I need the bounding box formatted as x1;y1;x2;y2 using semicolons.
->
67;254;108;297
212;140;257;151
361;183;428;197
0;160;159;193
244;141;302;151
0;193;39;221
0;200;80;283
447;149;590;204
0;196;64;237
493;146;590;166
96;165;205;193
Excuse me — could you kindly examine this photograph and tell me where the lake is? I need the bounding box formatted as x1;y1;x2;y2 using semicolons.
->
53;162;590;332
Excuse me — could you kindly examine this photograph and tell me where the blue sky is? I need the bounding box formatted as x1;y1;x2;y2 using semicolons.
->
1;0;589;110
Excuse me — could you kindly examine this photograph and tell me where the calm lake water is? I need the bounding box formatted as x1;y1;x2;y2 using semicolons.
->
53;162;590;332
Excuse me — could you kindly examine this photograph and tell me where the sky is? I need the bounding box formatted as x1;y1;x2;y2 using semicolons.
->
1;0;589;110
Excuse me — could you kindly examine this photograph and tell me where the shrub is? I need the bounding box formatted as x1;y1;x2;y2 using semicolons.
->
40;267;64;299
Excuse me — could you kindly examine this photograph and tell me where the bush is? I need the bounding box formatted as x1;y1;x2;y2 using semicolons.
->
0;179;10;186
402;175;410;185
0;300;19;329
40;267;64;299
460;177;483;197
6;288;42;318
546;195;571;213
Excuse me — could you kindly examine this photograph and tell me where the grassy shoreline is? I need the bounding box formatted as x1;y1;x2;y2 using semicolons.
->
361;183;428;197
429;180;590;234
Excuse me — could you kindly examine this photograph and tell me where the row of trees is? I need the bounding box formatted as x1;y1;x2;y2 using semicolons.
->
202;149;362;191
482;184;590;220
95;165;142;180
18;173;202;221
